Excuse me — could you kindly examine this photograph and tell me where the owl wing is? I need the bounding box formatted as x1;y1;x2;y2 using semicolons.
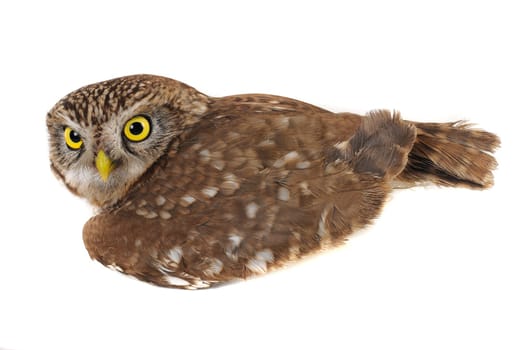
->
84;104;416;288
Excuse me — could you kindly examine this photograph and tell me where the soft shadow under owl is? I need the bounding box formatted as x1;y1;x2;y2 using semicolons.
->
47;74;500;289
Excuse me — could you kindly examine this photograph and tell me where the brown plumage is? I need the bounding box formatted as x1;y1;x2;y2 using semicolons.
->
47;74;500;289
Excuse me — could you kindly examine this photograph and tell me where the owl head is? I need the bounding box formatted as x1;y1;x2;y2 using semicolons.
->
47;75;210;208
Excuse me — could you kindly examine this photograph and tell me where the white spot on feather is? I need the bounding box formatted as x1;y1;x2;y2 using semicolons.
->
296;161;311;169
202;186;219;198
212;159;226;171
167;246;183;264
220;180;240;195
278;117;290;127
223;173;238;182
159;210;172;220
199;149;211;162
107;263;124;273
180;195;196;207
164;275;191;287
226;234;243;261
317;206;330;239
271;106;291;111
245;202;259;219
229;234;243;246
257;139;275;147
277;187;290;201
283;151;300;162
273;158;285;168
135;208;157;219
135;208;149;216
246;249;274;274
155;195;166;206
204;258;224;277
187;279;211;290
334;141;349;151
144;211;157;219
289;245;300;260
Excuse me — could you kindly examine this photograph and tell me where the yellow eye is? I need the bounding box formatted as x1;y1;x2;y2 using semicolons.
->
64;127;83;150
124;115;151;142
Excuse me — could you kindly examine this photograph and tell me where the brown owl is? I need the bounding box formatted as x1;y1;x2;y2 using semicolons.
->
47;75;500;289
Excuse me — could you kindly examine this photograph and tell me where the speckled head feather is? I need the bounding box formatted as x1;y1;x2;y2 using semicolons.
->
47;74;500;289
50;75;209;125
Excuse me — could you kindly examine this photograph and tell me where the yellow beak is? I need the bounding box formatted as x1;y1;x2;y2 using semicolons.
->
95;150;114;182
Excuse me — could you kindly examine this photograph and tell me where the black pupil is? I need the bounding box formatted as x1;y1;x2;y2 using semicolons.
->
70;130;81;143
129;121;144;135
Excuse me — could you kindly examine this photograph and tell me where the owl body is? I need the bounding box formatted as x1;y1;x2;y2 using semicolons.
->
47;75;500;289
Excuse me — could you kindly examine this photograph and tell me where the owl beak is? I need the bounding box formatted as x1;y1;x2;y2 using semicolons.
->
95;150;114;182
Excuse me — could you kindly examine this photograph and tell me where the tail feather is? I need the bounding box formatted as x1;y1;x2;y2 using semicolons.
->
397;121;500;189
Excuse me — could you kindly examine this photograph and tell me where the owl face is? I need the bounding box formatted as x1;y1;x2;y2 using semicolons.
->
47;75;209;207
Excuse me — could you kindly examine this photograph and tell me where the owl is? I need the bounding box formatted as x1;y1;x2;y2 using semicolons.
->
47;75;500;289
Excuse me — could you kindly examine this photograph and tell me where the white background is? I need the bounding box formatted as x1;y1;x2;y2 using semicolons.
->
0;1;525;349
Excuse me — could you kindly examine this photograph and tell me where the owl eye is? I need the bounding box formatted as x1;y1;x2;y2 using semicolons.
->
124;115;151;142
64;127;83;150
